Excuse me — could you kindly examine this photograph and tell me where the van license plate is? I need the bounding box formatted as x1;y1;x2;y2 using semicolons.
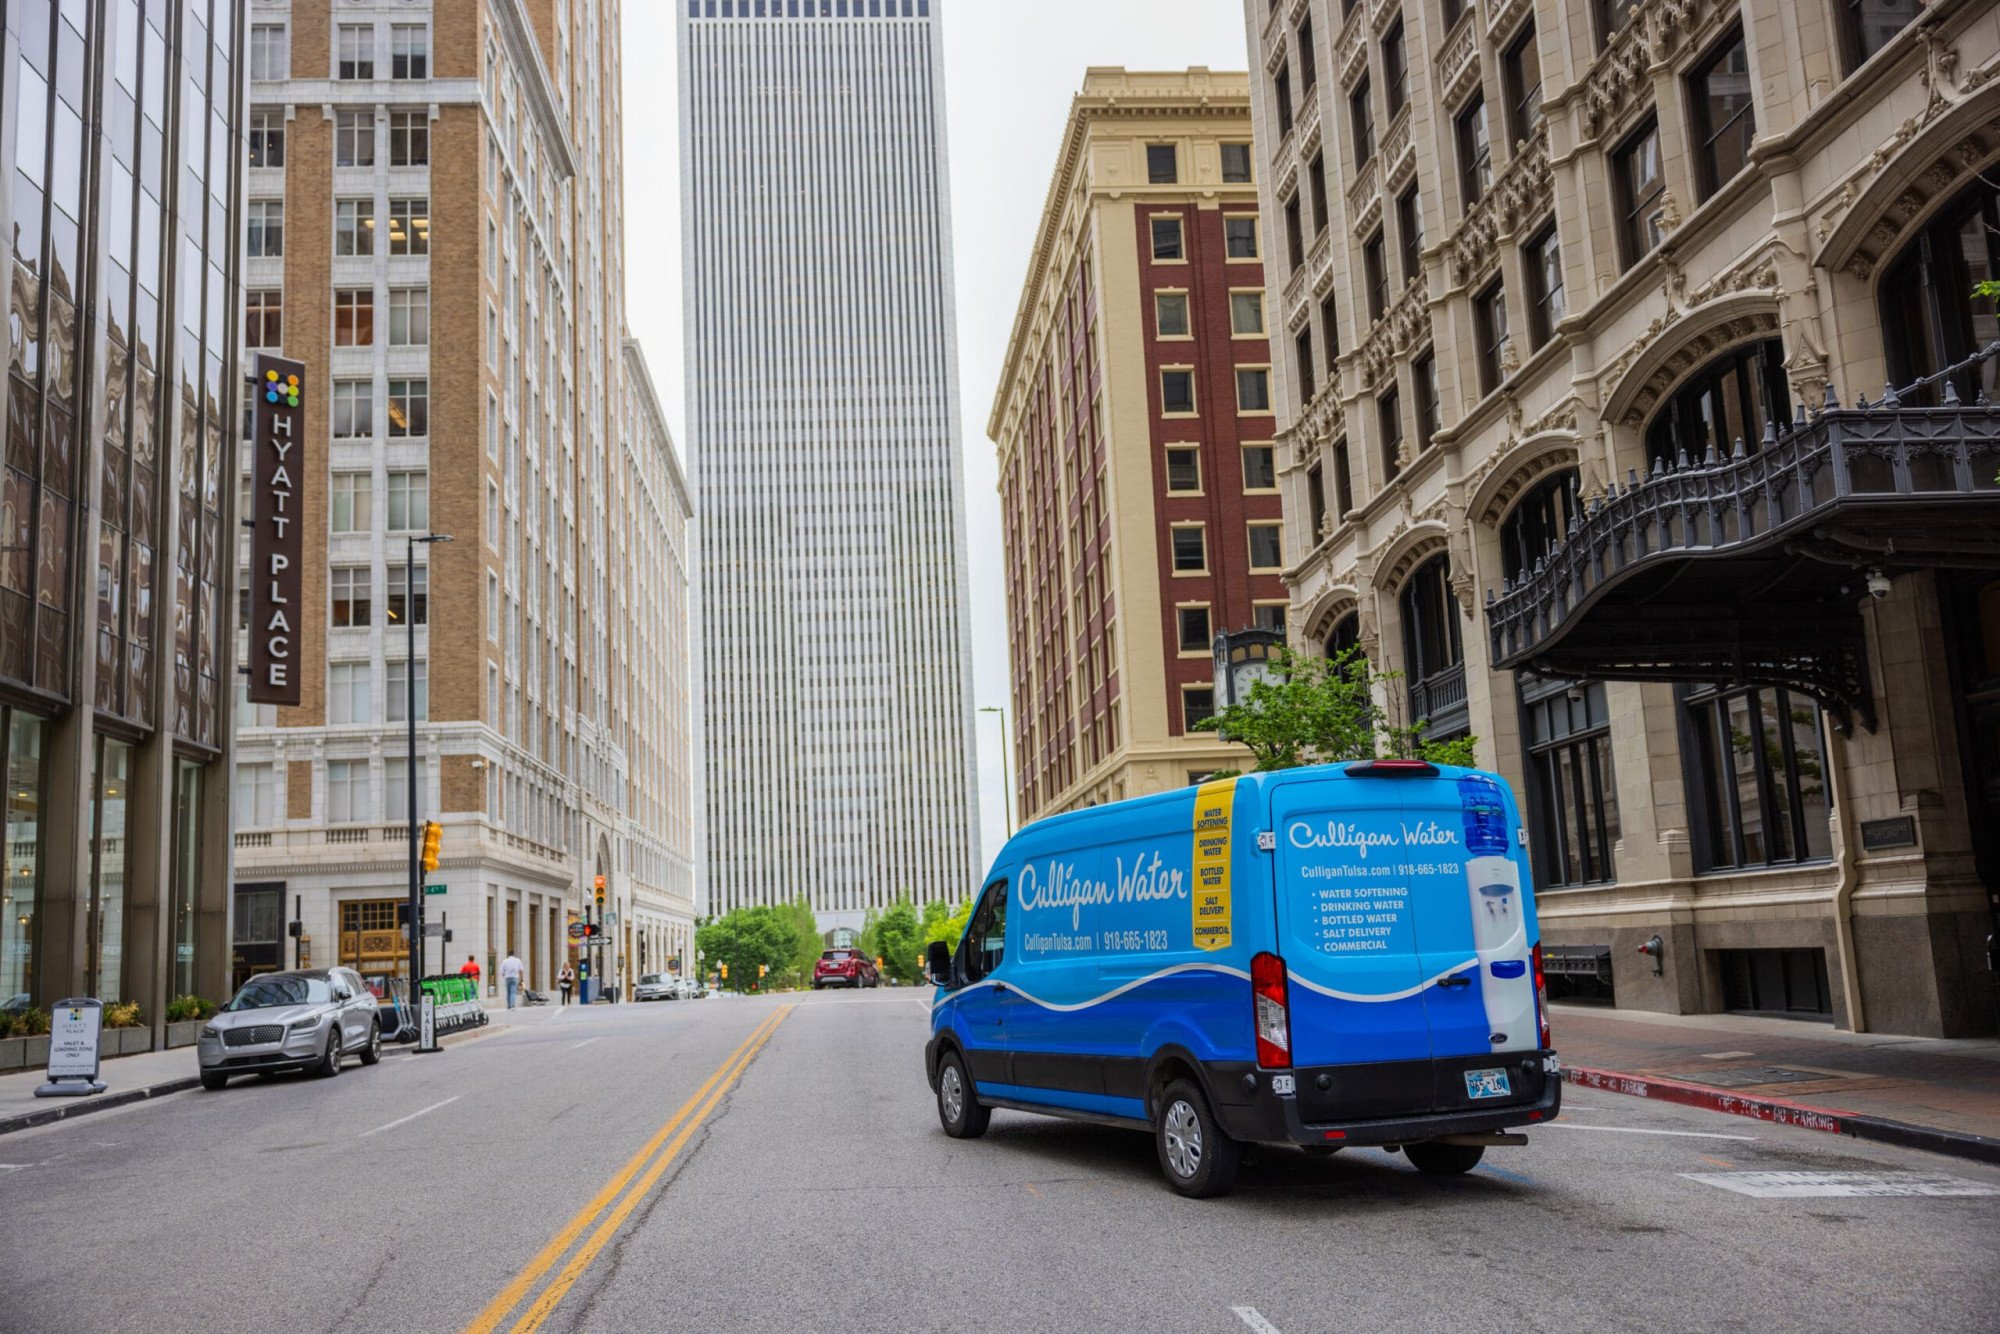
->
1465;1068;1511;1100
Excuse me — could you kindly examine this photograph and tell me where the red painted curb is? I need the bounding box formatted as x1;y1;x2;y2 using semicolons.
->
1563;1065;1846;1133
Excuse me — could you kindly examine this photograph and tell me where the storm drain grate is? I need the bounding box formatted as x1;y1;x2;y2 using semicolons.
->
1669;1065;1840;1089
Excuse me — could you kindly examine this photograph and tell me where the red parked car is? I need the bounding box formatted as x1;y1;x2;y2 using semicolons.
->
813;949;880;990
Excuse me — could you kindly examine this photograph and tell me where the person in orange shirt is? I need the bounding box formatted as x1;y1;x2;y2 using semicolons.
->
459;954;481;981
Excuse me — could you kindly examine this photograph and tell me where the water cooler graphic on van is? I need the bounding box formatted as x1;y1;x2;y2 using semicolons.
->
1459;776;1536;1051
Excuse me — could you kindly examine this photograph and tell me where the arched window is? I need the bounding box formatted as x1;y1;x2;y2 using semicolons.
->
1499;468;1580;583
1325;611;1359;660
1643;338;1790;471
1399;556;1465;738
1882;174;2000;403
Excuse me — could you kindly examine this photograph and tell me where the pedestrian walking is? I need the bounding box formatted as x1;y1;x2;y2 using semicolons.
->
459;954;481;983
501;951;524;1009
559;964;575;1005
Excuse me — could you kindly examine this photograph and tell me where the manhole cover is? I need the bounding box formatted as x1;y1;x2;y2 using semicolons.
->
1671;1065;1834;1088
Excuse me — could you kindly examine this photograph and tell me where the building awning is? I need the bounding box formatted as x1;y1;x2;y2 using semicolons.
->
1487;363;2000;734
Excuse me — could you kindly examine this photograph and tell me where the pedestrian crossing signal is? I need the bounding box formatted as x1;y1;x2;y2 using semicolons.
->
420;821;443;873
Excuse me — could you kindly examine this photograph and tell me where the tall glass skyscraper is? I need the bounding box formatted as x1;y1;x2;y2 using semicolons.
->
678;0;979;924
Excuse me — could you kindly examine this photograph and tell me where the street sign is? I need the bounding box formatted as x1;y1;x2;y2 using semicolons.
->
422;922;445;938
567;922;586;941
424;883;447;896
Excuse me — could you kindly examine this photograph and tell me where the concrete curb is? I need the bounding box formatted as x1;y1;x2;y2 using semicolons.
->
1563;1065;2000;1167
0;1076;203;1137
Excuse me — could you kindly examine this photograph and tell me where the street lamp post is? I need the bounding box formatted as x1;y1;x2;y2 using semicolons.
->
978;705;1014;838
405;533;452;1026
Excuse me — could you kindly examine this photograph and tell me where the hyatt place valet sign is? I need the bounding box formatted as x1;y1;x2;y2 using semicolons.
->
248;355;306;706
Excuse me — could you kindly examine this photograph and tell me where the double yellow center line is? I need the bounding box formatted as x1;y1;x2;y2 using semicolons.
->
465;1004;793;1334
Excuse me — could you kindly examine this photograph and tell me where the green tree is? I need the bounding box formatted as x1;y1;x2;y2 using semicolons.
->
922;897;974;952
1194;646;1478;772
778;895;823;989
872;896;923;984
696;906;799;993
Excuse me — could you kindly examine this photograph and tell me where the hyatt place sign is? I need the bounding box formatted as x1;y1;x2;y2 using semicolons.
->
248;354;306;706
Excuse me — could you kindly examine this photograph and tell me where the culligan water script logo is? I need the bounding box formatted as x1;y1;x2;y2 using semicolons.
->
1288;819;1459;859
1017;853;1188;928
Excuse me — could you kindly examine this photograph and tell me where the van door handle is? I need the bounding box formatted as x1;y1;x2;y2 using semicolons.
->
1437;973;1473;989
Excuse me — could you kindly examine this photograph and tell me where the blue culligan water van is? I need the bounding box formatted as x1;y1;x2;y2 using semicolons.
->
923;759;1560;1197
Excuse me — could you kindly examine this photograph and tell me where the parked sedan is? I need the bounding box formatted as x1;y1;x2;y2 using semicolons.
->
633;973;679;1002
196;968;382;1090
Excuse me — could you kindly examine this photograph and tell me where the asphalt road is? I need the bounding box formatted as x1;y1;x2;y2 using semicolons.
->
1;989;1996;1333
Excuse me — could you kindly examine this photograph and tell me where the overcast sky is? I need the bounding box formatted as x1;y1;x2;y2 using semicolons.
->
620;1;1252;873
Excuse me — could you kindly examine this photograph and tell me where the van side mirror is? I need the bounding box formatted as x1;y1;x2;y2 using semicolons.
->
925;940;953;987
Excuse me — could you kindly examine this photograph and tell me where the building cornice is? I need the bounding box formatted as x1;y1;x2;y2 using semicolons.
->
494;0;580;181
622;338;695;518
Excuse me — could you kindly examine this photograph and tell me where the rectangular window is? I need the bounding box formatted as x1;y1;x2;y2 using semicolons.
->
325;758;366;820
1224;216;1259;259
385;759;429;822
1296;328;1316;403
1614;118;1665;268
249;110;286;168
1690;27;1756;199
1839;0;1919;73
330;472;372;533
1382;19;1407;117
1254;604;1288;635
1247;523;1284;571
1242;445;1277;492
328;665;371;726
1457;94;1492;212
335;199;375;257
1320;293;1340;367
1155;291;1191;338
1276;63;1294;138
1379;388;1403;480
1475;281;1509;395
1414;351;1440;451
388;565;429;627
333;381;373;439
1350;78;1374;165
387;470;429;533
1332;438;1354;514
1520;675;1620;888
1284;194;1305;269
1597;0;1642;48
251;24;289;81
1398;186;1423;284
336;111;374;167
1230;290;1265;336
390;112;429;167
1172;525;1207;573
1147;143;1178;185
245;290;282;349
1236;367;1272;414
1308;153;1329;235
391;24;429;79
1161;369;1196;415
388;198;430;255
334;289;374;347
1364;229;1388;321
1684;686;1831;872
337;24;375;79
330;566;372;628
1182;686;1216;732
1505;23;1544;145
235;763;277;827
387;660;430;723
246;201;284;258
1307;463;1327;542
1150;215;1184;262
1166;446;1201;494
389;288;429;346
1298;17;1318;92
1526;223;1564;347
388;378;428;437
1177;605;1212;653
1220;142;1253;184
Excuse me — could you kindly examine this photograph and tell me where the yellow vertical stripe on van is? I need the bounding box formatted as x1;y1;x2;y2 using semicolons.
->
1191;776;1237;951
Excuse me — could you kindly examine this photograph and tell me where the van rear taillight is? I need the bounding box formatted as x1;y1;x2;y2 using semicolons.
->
1251;951;1291;1069
1532;942;1551;1049
1343;760;1440;778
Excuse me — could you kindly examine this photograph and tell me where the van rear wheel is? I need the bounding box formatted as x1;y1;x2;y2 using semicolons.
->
1155;1078;1241;1198
936;1051;989;1138
1406;1141;1484;1175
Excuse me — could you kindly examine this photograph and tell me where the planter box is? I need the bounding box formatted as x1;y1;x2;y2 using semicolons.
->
166;1019;205;1049
0;1035;24;1072
104;1026;153;1057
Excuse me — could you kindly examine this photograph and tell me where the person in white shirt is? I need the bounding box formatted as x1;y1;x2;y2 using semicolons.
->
500;953;525;1009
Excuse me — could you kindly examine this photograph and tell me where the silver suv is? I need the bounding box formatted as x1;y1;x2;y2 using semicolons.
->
197;968;382;1090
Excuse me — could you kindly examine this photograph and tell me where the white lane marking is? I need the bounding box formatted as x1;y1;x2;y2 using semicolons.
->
0;1163;34;1174
1232;1306;1283;1333
1539;1124;1758;1141
358;1095;460;1139
1701;1050;1756;1059
568;1036;600;1050
1684;1170;2000;1198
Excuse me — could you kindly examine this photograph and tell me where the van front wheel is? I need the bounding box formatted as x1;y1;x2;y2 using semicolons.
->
1155;1078;1241;1198
936;1051;990;1138
1406;1141;1485;1175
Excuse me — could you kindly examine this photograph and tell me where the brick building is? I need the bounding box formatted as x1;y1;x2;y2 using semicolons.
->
1244;0;2000;1034
991;69;1283;824
231;0;696;1000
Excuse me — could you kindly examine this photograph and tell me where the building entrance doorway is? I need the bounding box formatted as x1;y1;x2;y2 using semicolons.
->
1944;573;2000;1027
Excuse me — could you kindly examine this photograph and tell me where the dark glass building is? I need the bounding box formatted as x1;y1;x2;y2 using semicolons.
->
1;0;240;1035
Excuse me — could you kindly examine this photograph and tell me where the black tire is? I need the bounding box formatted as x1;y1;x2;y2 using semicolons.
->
935;1051;990;1138
1406;1141;1485;1175
358;1020;381;1066
1155;1078;1242;1198
314;1028;342;1078
200;1070;228;1091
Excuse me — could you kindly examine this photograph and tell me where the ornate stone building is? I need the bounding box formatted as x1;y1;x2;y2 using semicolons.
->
1244;0;2000;1034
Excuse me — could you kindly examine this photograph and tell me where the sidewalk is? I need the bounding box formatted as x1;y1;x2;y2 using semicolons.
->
1551;1003;2000;1162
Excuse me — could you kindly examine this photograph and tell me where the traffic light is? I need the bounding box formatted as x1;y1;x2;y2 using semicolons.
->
593;873;606;910
758;963;768;978
719;962;729;980
420;820;443;874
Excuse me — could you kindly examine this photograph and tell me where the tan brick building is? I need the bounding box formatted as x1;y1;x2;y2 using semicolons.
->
991;70;1285;824
232;0;695;999
1245;0;2000;1035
